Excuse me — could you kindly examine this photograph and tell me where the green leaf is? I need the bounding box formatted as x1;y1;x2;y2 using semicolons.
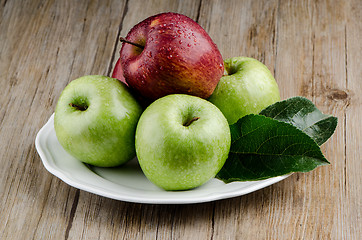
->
216;114;330;183
260;97;337;145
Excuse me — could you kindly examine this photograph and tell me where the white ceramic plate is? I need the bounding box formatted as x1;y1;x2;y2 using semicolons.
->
35;114;290;204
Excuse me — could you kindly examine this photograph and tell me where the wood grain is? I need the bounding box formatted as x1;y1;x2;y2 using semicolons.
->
345;0;362;238
0;0;360;239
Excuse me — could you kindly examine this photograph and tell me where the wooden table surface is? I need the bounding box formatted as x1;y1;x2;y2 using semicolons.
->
1;0;361;239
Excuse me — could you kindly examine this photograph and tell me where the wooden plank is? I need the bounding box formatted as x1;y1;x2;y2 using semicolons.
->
345;0;362;238
305;0;351;238
268;0;349;238
0;0;127;239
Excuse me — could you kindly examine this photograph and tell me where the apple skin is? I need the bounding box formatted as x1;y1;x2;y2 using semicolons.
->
208;57;280;124
111;58;127;85
112;58;150;109
119;12;224;103
54;75;142;167
135;94;231;191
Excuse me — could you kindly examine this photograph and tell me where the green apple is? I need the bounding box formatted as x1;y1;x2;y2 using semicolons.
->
135;94;231;191
54;75;142;167
208;57;280;124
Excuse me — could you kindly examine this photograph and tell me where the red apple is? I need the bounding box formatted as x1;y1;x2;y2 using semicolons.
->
111;58;127;85
117;12;224;102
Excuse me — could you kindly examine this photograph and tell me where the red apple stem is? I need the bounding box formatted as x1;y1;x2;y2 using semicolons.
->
120;37;144;49
183;117;200;127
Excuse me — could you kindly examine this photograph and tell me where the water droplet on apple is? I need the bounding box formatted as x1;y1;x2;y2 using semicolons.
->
149;37;154;41
146;51;152;58
159;66;164;70
167;47;172;51
187;43;191;47
179;40;183;44
167;55;173;59
177;30;182;34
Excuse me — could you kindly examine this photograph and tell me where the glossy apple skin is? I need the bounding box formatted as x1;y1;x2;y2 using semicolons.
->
208;57;280;124
54;75;142;167
112;58;150;108
111;58;127;85
135;94;231;191
119;12;224;102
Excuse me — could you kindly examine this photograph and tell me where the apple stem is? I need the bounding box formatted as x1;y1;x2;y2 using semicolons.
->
120;37;144;49
69;103;88;111
183;117;200;127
